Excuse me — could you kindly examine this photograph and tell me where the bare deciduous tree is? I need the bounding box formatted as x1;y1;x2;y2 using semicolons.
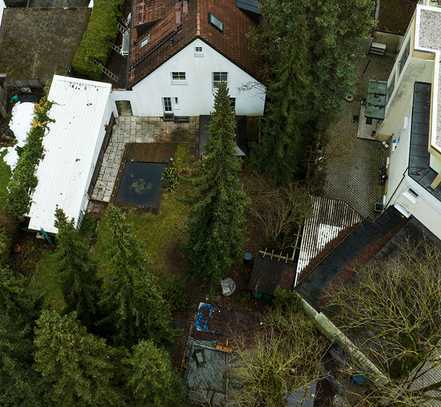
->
231;306;327;407
246;176;311;250
326;238;441;406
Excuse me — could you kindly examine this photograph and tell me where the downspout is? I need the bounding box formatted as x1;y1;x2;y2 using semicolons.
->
384;167;408;210
299;296;389;386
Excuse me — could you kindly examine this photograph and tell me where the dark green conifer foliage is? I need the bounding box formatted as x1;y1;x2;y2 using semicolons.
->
34;310;125;407
0;268;46;406
96;206;172;346
253;0;373;183
187;82;247;280
125;340;185;406
53;209;97;327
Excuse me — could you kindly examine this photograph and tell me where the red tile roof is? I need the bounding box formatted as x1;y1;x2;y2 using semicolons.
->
128;0;259;87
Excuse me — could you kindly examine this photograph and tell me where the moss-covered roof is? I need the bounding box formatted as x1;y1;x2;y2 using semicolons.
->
0;8;90;82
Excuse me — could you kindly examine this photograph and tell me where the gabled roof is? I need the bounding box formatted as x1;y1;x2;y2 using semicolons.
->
128;0;259;87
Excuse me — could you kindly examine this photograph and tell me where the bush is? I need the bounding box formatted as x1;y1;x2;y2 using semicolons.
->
6;98;54;218
161;165;179;192
72;0;124;80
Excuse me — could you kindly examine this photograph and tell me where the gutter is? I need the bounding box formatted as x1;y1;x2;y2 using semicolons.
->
299;296;389;386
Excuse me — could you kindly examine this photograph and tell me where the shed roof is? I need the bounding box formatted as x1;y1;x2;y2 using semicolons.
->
295;196;362;286
128;0;259;86
249;254;295;297
28;75;112;234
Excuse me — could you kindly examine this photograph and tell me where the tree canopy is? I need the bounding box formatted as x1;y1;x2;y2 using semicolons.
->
125;340;184;406
53;209;98;327
187;82;247;280
96;206;173;346
34;310;125;407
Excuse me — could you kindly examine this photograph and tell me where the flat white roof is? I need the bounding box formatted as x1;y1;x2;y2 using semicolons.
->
415;5;441;150
28;75;112;234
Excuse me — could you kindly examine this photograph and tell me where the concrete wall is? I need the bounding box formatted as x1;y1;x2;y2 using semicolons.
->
114;38;266;117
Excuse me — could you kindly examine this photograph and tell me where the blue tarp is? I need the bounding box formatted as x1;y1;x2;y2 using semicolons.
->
195;303;214;332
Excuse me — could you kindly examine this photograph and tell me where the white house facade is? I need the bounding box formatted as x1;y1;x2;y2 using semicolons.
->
374;1;441;239
112;38;265;117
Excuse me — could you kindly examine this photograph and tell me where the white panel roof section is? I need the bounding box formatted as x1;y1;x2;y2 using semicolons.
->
28;75;112;234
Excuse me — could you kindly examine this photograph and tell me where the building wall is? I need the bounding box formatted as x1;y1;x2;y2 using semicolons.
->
383;58;434;204
113;38;266;117
79;96;115;220
391;176;441;239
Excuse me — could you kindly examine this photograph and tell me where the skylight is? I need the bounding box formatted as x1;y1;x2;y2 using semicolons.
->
208;13;224;32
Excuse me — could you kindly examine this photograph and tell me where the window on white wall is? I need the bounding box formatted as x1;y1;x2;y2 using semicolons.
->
230;98;236;112
213;72;228;89
163;97;172;113
194;46;204;57
398;40;410;76
172;72;186;81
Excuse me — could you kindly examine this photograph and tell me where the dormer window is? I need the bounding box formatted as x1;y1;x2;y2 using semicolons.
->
209;13;224;32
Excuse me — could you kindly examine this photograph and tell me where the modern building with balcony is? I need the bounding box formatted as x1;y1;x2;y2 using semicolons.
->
369;1;441;239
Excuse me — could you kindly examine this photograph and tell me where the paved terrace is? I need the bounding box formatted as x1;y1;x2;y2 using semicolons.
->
323;52;395;219
91;116;198;202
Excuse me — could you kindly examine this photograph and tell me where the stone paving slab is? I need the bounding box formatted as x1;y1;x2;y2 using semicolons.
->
323;54;395;219
91;116;198;202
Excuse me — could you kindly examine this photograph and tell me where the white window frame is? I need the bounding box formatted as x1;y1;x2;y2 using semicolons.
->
194;46;204;57
171;72;187;85
162;97;173;113
212;72;228;90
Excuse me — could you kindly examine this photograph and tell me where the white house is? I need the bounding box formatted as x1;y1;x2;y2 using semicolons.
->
28;75;114;234
112;0;265;117
372;1;441;240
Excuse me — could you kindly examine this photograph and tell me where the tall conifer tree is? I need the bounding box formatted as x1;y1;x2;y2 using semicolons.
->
53;209;97;327
34;311;124;407
187;82;247;281
96;206;172;346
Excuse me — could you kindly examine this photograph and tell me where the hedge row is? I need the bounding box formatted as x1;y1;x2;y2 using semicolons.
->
6;99;54;218
72;0;124;80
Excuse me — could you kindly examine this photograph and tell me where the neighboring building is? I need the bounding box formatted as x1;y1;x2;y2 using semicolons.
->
112;0;265;118
370;1;441;240
28;75;115;234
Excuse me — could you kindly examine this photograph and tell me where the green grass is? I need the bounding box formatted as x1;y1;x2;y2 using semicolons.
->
29;251;66;313
128;187;191;275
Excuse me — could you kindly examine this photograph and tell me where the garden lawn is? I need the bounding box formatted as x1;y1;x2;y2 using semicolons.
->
128;186;191;275
29;250;65;312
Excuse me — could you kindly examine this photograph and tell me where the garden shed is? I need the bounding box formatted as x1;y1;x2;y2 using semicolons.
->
28;75;114;234
248;251;295;303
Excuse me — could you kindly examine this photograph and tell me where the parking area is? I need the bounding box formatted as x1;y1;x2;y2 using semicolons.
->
322;52;396;219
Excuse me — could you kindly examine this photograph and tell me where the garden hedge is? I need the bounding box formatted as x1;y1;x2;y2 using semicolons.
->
72;0;124;80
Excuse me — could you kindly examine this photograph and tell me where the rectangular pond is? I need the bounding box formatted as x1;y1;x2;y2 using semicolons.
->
114;161;166;210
